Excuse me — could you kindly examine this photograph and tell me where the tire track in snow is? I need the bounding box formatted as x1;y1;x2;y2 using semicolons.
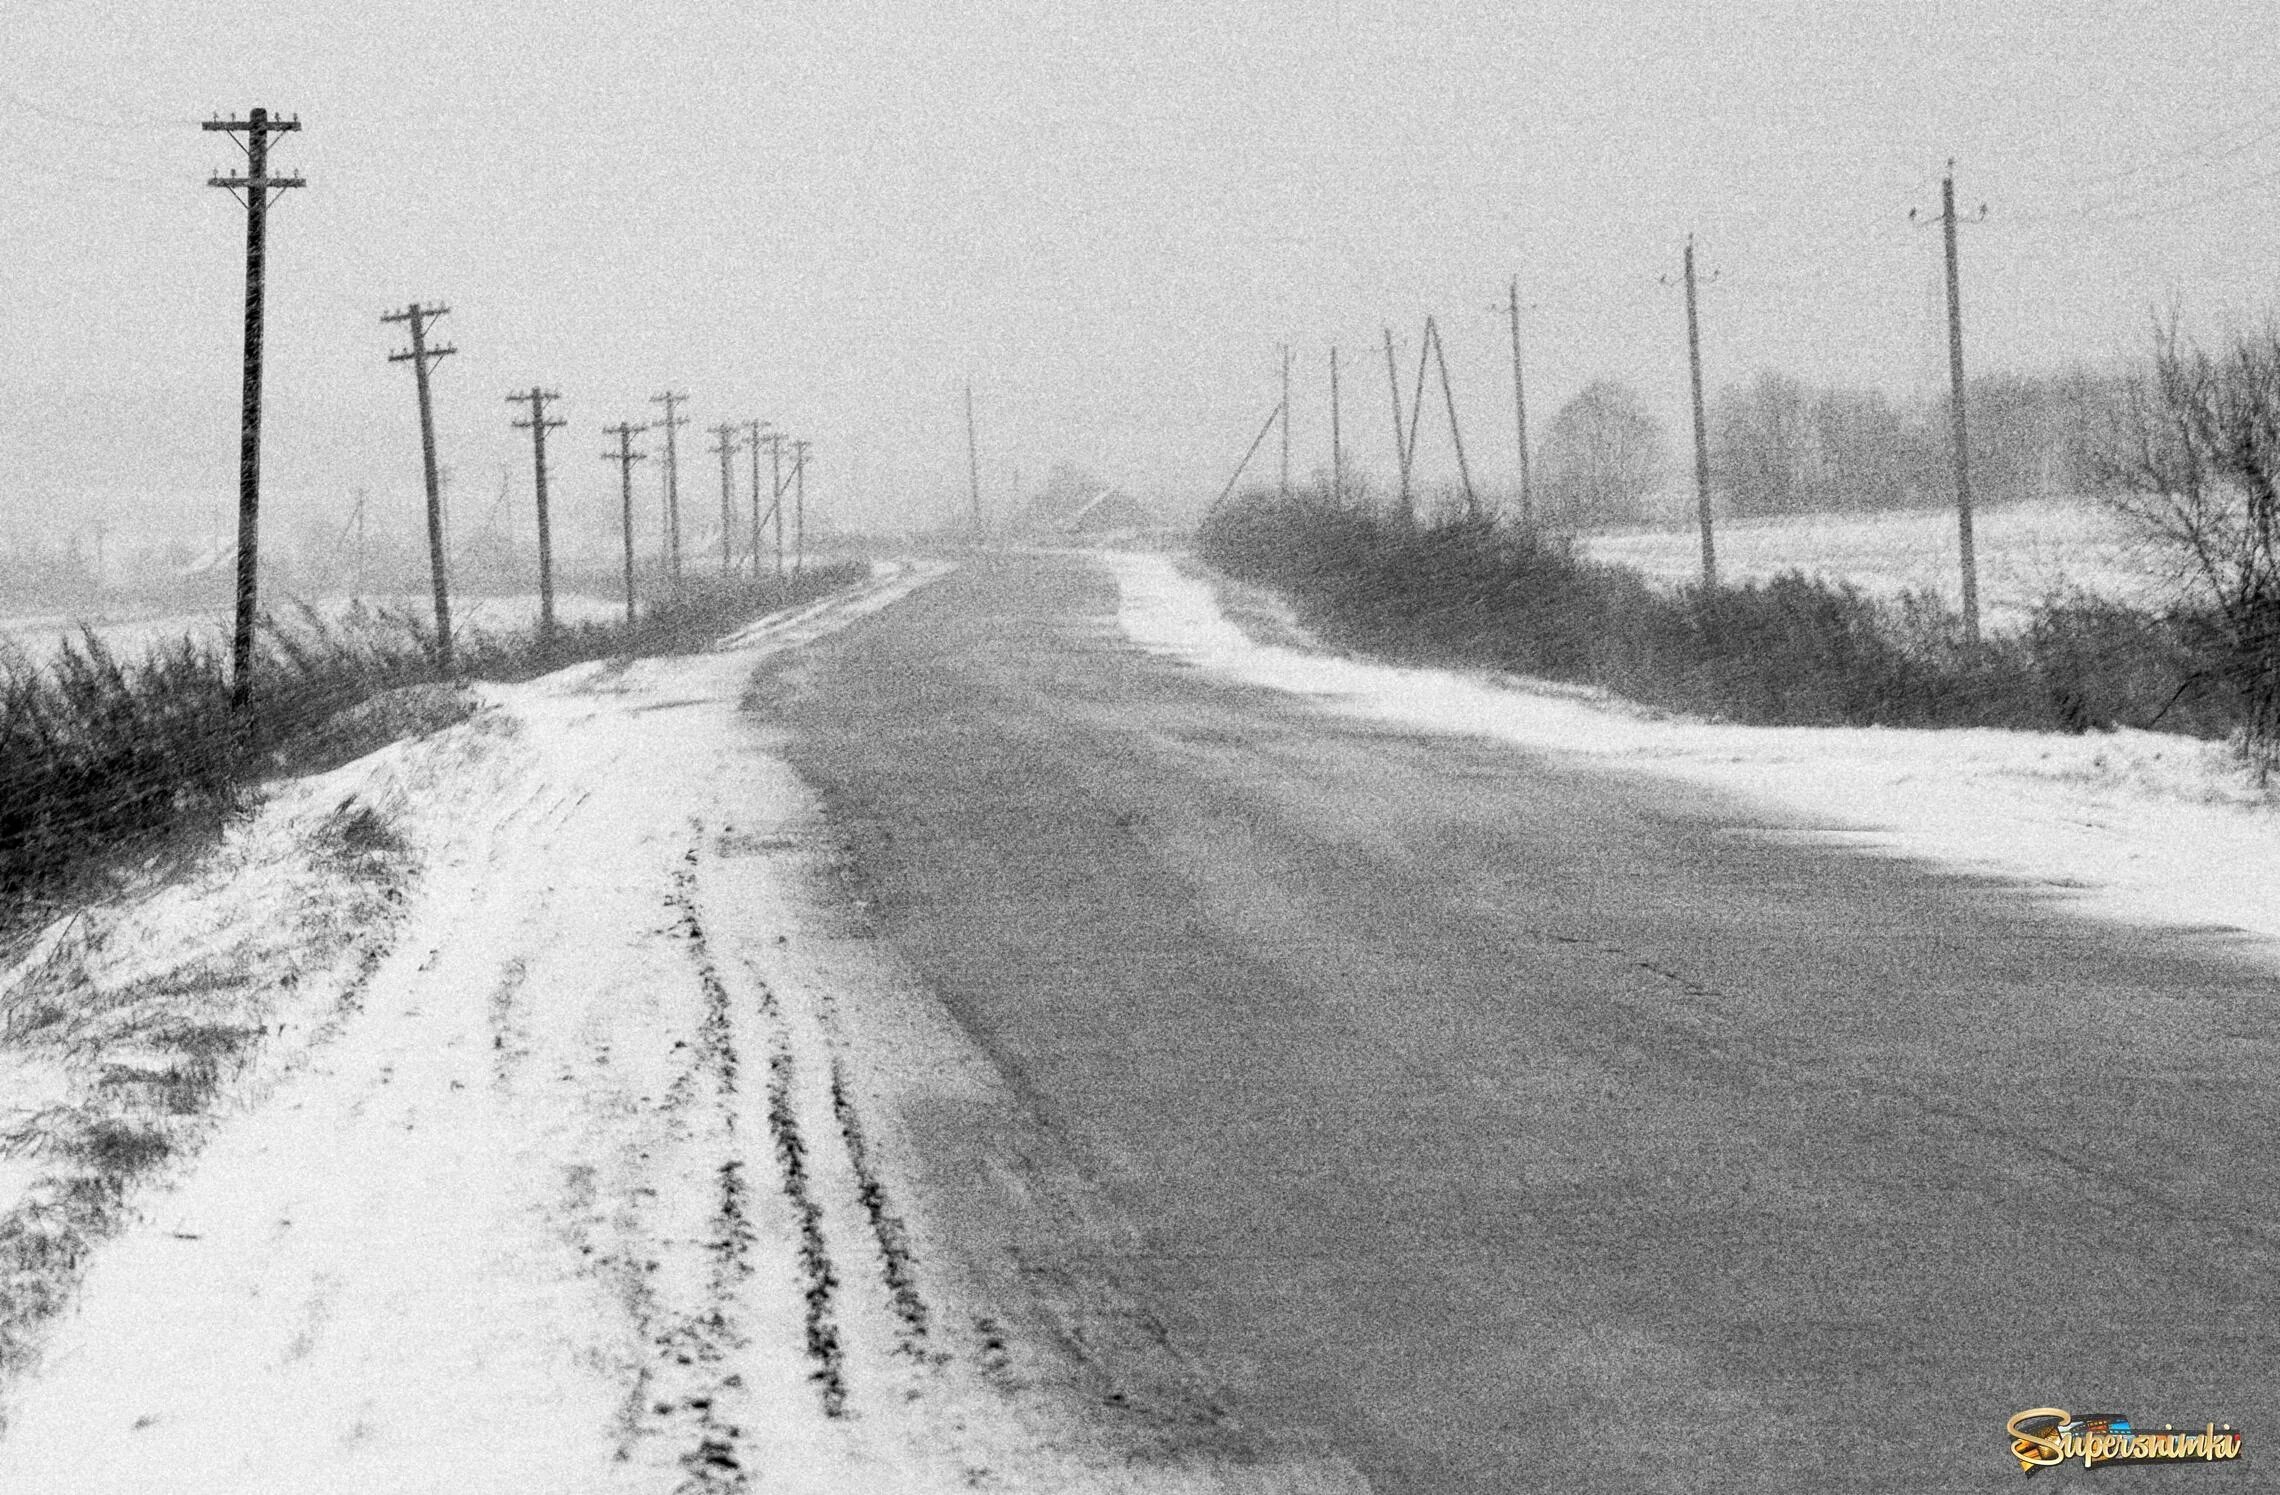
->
674;844;852;1426
629;850;763;1494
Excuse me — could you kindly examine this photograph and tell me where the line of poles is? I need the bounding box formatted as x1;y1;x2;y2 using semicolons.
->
205;104;818;697
1259;164;1986;639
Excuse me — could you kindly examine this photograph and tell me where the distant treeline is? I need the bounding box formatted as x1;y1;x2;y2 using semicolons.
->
1528;368;2112;528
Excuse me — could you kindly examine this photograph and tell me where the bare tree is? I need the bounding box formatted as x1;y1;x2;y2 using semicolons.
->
1712;371;1812;515
2087;319;2280;775
1538;380;1667;529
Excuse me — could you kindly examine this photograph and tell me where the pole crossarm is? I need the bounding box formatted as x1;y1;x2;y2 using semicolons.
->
509;388;567;431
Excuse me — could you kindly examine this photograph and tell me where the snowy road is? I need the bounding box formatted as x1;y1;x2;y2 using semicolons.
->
764;550;2280;1493
0;561;1357;1494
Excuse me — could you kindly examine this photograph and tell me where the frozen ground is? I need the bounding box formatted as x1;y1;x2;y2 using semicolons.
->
1110;551;2280;956
0;560;1343;1494
1580;500;2169;628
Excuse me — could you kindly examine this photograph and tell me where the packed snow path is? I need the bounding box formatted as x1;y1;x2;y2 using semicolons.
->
0;562;1355;1494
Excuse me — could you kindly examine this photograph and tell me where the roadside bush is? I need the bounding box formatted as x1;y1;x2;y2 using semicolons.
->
1199;487;2231;741
2085;320;2280;777
0;563;865;914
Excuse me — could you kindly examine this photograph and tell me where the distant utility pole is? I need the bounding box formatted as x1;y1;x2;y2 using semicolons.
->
1427;315;1479;519
764;431;788;575
1917;162;1985;645
792;439;810;575
1329;345;1343;505
965;382;984;537
1211;403;1286;515
384;302;457;669
650;390;688;585
349;488;367;598
756;423;784;581
708;421;740;573
508;386;565;636
1680;236;1716;588
203;106;303;705
1404;323;1432;498
1507;277;1534;531
1383;326;1413;519
602;422;646;629
1279;343;1292;499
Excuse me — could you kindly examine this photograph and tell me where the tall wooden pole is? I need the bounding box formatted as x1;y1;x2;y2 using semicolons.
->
965;382;983;536
384;302;457;669
1683;237;1716;588
710;422;739;573
745;420;768;575
792;439;810;575
767;433;787;575
651;391;688;585
1280;344;1292;500
1383;326;1412;519
1942;165;1981;645
509;387;565;637
1508;277;1534;531
1427;316;1478;519
203;108;303;705
603;423;646;629
1329;345;1343;504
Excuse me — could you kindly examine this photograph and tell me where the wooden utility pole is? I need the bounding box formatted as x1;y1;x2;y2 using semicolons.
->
1427;316;1479;519
965;382;983;536
709;421;739;573
1329;346;1343;504
650;390;688;585
508;387;565;636
764;431;788;574
1939;163;1982;645
384;302;457;669
1682;237;1717;588
1383;326;1413;518
1507;277;1534;530
1404;323;1432;498
602;422;646;629
1279;344;1292;499
745;420;769;575
792;439;810;575
350;488;367;599
1210;403;1284;514
204;107;303;705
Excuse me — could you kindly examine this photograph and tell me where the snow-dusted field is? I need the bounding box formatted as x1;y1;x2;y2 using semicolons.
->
1580;500;2170;628
0;591;626;667
1114;551;2280;959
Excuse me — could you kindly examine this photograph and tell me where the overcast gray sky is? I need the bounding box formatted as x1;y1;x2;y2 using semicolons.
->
4;0;2278;551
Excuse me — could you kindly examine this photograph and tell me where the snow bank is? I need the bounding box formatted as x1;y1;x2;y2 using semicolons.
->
1106;551;2280;955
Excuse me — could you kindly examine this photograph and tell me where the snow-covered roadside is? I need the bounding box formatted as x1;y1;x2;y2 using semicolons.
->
1105;551;2280;955
0;558;1349;1494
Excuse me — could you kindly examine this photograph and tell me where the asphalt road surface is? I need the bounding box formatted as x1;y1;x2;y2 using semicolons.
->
760;551;2280;1492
